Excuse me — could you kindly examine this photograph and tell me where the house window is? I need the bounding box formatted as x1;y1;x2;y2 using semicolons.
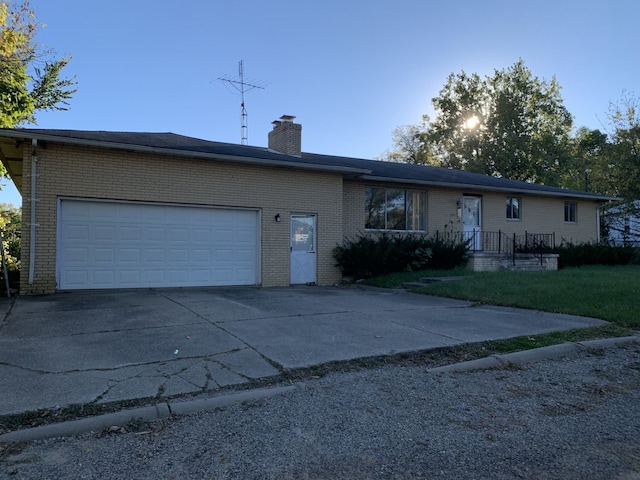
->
564;202;577;223
365;187;426;231
506;197;521;220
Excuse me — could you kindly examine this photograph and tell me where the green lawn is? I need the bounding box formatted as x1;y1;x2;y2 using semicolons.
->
366;265;640;329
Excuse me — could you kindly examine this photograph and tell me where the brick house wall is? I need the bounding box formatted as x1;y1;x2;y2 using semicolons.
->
17;138;604;294
341;180;601;245
20;143;344;294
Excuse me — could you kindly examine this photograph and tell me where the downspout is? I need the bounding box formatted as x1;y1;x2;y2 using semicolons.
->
28;138;37;285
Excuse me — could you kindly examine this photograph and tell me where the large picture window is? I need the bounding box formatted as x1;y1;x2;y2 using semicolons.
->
365;187;426;231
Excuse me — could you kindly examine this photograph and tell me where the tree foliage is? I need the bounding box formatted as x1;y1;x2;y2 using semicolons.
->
0;203;20;273
0;0;76;129
605;91;640;201
378;116;439;165
386;60;574;184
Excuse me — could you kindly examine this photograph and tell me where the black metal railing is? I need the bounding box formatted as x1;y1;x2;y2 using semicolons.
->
432;230;556;266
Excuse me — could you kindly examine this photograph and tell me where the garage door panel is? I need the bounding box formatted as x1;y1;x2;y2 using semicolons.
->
92;270;115;285
120;226;141;241
93;248;115;263
58;200;259;289
191;250;211;262
92;203;120;220
64;248;88;263
64;225;89;241
169;249;189;263
143;227;165;242
167;228;189;243
62;201;90;219
119;249;141;263
192;228;212;243
145;249;165;263
119;271;140;284
63;270;87;286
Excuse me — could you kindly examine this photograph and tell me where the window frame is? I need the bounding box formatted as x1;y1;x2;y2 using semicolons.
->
506;197;521;221
564;201;577;223
365;187;427;232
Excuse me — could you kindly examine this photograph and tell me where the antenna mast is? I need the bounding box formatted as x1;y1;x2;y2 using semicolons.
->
218;60;265;145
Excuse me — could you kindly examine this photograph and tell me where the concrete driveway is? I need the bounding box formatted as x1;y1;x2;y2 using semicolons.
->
0;286;607;416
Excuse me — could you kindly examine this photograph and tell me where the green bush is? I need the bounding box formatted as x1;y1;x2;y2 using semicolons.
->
334;233;468;278
0;205;21;293
556;241;639;268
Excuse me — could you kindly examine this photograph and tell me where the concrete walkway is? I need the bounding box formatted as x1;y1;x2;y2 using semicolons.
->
0;285;610;436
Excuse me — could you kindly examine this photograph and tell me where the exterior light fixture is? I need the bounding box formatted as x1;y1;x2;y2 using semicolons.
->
275;214;281;223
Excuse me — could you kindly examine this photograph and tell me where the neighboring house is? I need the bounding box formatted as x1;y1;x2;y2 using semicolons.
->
604;200;640;246
0;117;618;294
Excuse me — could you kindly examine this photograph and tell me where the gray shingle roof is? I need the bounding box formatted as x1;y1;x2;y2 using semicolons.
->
0;128;617;201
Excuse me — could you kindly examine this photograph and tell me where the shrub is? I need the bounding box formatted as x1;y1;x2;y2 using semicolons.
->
334;233;468;278
556;241;639;268
0;205;21;293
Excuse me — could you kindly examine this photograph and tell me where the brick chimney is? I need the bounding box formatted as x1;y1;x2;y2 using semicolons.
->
268;115;302;156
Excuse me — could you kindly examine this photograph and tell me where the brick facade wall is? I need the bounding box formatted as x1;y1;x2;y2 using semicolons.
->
342;180;601;245
20;143;343;293
19;142;603;294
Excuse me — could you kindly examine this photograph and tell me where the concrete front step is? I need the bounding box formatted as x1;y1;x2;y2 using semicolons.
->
501;264;547;272
403;276;466;289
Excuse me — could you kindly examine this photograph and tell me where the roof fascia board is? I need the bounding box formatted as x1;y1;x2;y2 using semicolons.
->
358;175;620;202
0;130;371;176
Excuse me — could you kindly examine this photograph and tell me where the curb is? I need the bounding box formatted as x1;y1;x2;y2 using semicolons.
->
2;336;638;443
426;335;640;374
0;385;297;443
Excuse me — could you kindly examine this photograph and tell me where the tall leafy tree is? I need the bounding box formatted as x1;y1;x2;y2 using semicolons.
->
427;71;487;170
481;60;573;184
386;60;574;184
0;0;76;129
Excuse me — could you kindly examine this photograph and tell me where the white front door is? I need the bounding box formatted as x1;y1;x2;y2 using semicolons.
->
290;214;317;284
462;196;482;251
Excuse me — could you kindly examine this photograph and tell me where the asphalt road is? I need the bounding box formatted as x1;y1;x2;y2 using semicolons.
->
2;341;639;479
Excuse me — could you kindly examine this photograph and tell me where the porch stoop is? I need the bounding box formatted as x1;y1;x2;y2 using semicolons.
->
402;276;465;289
467;252;559;272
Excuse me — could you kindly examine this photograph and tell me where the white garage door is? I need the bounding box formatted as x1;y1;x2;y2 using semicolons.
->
57;200;259;290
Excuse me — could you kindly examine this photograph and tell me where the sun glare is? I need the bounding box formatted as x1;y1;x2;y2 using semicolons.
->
464;115;480;129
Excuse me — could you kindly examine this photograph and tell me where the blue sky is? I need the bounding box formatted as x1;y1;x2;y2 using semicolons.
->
1;0;638;206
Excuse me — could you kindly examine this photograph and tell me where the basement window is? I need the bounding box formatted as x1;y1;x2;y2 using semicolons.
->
365;187;426;231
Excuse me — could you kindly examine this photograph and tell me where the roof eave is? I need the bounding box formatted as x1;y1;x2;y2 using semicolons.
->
358;175;621;201
0;130;372;176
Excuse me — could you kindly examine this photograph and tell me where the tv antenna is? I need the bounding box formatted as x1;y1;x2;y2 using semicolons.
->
218;60;266;145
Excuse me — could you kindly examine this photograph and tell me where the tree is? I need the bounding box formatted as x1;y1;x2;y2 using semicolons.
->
596;91;640;243
606;91;640;201
563;127;612;194
378;116;439;165
0;0;76;129
0;203;20;276
385;60;574;184
481;61;573;184
427;71;488;170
